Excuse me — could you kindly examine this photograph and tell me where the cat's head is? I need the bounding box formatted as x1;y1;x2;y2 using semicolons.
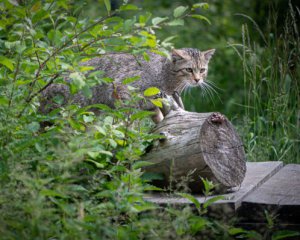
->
171;48;215;92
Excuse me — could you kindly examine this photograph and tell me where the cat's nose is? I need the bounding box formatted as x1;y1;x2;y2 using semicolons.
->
195;79;200;83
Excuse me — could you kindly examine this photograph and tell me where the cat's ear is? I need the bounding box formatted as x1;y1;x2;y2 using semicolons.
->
172;49;190;62
203;49;215;61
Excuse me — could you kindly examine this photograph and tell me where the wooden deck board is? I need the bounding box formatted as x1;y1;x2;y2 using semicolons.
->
144;161;283;210
243;164;300;206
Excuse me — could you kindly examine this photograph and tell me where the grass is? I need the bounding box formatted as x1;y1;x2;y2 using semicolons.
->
233;3;300;163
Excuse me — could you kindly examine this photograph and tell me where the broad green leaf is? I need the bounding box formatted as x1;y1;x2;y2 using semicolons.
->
69;72;86;89
31;1;41;12
177;193;200;209
104;0;111;15
122;76;140;85
87;151;99;159
133;202;157;212
120;4;139;11
130;111;154;121
95;125;106;135
116;139;126;146
272;230;300;240
83;114;94;123
53;94;65;105
143;52;150;61
192;3;209;10
203;196;224;209
132;161;154;169
166;19;184;26
144;87;160;97
0;56;14;71
189;216;208;234
82;85;93;99
112;129;125;138
152;17;169;25
79;66;95;72
40;189;68;199
85;159;104;168
99;150;113;157
228;228;248;235
173;6;188;18
87;103;112;112
108;139;117;148
189;14;211;24
0;96;9;105
143;184;163;191
27;122;40;133
150;98;163;108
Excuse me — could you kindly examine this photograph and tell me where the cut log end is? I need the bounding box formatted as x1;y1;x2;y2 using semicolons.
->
200;113;246;187
143;111;246;193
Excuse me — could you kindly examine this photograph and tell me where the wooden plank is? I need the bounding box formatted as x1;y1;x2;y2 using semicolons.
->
239;164;300;228
243;164;300;205
144;161;283;210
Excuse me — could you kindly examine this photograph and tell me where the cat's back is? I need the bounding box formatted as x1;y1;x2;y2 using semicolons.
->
83;52;167;86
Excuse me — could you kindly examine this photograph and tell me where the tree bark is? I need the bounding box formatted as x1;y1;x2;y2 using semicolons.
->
143;109;246;193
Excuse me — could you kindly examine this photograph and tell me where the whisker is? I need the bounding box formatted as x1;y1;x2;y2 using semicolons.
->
205;80;224;92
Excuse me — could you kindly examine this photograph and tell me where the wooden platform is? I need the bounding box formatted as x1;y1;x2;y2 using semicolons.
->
145;162;300;225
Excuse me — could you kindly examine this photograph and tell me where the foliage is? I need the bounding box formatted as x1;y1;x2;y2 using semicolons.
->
0;0;247;239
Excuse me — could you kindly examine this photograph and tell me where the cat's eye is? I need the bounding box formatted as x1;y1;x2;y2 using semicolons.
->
185;68;193;73
200;68;206;73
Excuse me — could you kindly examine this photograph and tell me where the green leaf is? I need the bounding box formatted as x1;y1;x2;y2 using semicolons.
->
130;111;154;121
152;17;169;25
122;76;140;85
104;0;111;15
0;96;9;105
143;52;150;61
98;150;113;157
150;98;163;108
27;122;40;133
95;125;106;135
132;161;154;169
177;193;200;210
203;196;224;209
85;159;104;168
69;72;86;91
144;87;160;97
189;14;211;24
112;129;125;138
120;4;139;11
82;85;93;99
228;228;248;235
173;6;188;18
189;216;208;234
40;189;68;199
83;114;94;123
192;3;209;10
272;231;300;240
166;19;184;26
87;151;99;159
0;56;14;71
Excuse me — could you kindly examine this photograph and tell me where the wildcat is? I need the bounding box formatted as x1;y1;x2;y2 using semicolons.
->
40;48;215;121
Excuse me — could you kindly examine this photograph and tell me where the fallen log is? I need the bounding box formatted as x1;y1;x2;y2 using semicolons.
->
143;109;246;193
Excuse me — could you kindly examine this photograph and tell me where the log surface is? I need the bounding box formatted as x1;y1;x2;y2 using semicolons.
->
144;109;246;192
